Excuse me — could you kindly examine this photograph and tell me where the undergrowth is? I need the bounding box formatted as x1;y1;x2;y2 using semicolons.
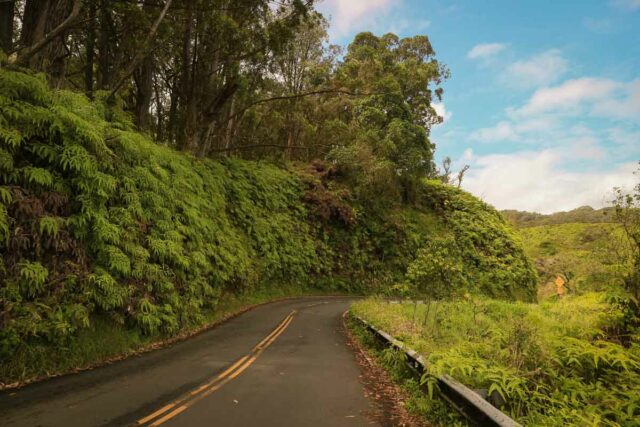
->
348;316;468;426
351;296;640;426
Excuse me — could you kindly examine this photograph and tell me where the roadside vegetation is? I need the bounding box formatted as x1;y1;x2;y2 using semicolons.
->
352;295;640;426
351;173;640;426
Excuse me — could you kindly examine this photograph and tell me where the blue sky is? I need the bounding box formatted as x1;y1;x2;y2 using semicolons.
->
317;0;640;213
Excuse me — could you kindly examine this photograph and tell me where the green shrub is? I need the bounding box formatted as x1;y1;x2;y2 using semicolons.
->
405;180;538;301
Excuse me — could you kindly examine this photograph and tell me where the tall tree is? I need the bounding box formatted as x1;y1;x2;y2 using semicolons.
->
329;32;449;204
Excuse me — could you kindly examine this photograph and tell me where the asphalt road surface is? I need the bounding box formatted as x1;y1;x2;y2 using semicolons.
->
0;297;383;427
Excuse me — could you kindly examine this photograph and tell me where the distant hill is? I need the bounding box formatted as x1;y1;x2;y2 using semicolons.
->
502;206;616;228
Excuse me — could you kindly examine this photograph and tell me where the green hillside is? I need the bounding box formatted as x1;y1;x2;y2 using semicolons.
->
512;215;627;299
0;69;536;384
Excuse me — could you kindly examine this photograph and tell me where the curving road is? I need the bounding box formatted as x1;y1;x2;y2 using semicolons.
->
0;297;383;426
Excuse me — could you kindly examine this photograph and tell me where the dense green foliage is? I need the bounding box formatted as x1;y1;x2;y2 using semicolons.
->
0;68;536;383
352;296;640;426
0;68;320;370
404;181;538;301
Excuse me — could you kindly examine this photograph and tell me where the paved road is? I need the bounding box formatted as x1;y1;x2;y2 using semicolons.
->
0;297;382;427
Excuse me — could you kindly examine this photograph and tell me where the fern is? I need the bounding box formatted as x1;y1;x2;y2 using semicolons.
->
88;269;129;310
100;245;132;277
0;126;23;148
0;186;11;204
59;144;96;174
0;205;9;245
0;148;14;170
18;261;49;297
21;166;53;187
39;216;62;237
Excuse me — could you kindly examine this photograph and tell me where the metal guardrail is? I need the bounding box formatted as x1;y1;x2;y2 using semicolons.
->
352;314;522;427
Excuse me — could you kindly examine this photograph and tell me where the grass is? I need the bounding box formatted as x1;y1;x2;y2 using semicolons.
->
347;316;468;426
0;284;336;388
350;295;640;426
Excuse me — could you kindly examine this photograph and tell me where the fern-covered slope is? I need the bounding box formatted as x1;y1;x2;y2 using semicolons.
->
0;69;535;382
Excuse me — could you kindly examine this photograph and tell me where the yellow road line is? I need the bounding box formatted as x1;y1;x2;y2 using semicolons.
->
228;355;258;379
148;405;187;427
136;310;296;426
261;315;294;349
252;311;295;351
136;403;176;425
216;355;250;380
148;319;293;426
136;356;249;425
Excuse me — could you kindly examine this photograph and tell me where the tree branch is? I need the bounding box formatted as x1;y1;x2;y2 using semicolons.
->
230;88;388;121
108;0;173;100
209;143;309;153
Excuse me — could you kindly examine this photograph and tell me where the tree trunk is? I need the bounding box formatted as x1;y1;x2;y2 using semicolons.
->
223;97;236;151
17;0;81;73
134;55;154;130
20;0;48;49
177;3;194;150
84;0;97;98
154;75;164;141
108;0;172;100
167;75;179;144
98;0;112;89
0;0;15;54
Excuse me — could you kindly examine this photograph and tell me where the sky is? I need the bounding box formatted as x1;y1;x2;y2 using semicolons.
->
316;0;640;214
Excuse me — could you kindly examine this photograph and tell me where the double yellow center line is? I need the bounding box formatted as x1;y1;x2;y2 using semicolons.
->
135;310;297;427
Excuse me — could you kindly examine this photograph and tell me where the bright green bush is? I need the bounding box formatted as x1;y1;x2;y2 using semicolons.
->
406;180;538;301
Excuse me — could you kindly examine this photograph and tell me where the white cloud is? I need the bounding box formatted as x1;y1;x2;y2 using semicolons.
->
432;102;452;123
387;18;431;35
513;77;622;117
510;78;640;120
569;136;606;160
462;150;638;213
607;127;640;158
461;148;474;161
467;43;507;59
469;116;560;143
318;0;399;39
502;49;568;88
